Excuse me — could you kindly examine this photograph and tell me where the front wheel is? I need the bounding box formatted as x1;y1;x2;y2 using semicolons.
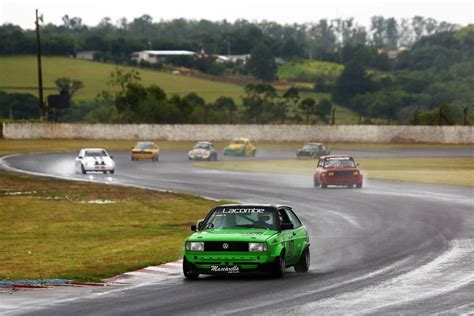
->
294;247;310;273
183;257;199;280
321;180;327;189
110;169;115;174
81;165;87;174
272;252;286;278
356;182;363;188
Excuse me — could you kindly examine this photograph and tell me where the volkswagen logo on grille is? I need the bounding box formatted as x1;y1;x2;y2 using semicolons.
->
222;243;229;250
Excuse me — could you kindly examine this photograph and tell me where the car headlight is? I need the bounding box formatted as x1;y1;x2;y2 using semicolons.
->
188;151;194;157
353;171;359;175
328;172;334;176
186;241;204;251
249;242;267;252
202;151;210;158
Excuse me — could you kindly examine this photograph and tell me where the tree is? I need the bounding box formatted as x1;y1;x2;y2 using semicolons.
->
214;96;237;123
54;77;84;101
282;86;300;123
299;97;317;123
242;83;277;123
333;62;378;106
246;41;277;82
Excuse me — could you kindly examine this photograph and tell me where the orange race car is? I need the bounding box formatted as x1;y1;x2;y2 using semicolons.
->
131;141;160;161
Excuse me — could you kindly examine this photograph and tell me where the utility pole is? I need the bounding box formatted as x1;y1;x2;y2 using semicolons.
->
35;9;45;120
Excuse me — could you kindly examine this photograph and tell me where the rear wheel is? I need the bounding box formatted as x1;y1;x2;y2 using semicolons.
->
81;165;86;174
294;247;310;273
272;252;286;278
183;257;199;280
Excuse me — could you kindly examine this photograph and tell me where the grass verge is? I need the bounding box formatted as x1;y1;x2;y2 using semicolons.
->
0;139;468;156
194;158;474;187
0;172;225;281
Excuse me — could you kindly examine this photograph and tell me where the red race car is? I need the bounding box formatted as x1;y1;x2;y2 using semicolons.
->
314;155;363;189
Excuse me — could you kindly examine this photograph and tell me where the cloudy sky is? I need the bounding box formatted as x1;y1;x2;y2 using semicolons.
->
1;0;472;29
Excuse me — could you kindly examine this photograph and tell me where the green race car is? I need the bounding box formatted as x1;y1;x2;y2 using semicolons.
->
183;204;310;279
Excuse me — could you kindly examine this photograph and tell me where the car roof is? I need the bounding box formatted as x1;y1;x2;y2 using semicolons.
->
135;141;156;145
81;148;107;151
216;203;291;209
304;143;323;146
233;137;250;141
196;141;212;144
320;155;353;159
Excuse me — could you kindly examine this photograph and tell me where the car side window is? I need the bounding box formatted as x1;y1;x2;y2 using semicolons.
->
285;209;302;228
317;159;324;167
278;209;291;224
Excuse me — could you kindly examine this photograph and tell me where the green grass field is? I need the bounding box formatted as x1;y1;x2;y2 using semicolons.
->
194;158;474;187
278;60;344;82
0;171;225;281
0;56;245;102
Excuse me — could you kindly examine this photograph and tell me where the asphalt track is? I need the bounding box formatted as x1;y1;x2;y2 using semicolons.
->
2;147;474;315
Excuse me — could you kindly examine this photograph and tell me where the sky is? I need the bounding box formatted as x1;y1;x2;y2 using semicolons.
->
1;0;472;30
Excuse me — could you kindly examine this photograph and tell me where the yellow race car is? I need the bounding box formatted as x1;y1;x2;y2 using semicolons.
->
131;141;160;161
223;138;256;157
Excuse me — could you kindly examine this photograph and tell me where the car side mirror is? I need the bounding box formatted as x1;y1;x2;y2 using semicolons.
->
78;156;83;159
280;222;294;230
191;224;197;232
110;155;114;159
195;219;204;231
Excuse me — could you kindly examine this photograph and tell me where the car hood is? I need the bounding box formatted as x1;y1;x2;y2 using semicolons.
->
188;229;278;242
226;144;245;150
190;148;210;155
81;156;114;165
324;167;359;171
132;148;157;152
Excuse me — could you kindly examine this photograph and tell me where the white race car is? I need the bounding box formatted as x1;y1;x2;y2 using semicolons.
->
75;148;115;174
188;141;218;161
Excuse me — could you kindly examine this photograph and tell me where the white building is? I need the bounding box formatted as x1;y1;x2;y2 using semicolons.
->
131;50;196;64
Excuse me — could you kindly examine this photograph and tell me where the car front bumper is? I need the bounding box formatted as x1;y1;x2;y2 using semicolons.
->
319;174;363;185
84;165;114;171
184;251;276;275
131;152;158;159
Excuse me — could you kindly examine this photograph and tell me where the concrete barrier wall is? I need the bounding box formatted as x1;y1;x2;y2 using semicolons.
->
2;123;473;144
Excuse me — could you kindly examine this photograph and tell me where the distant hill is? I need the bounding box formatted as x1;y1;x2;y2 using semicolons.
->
0;56;245;102
278;60;344;82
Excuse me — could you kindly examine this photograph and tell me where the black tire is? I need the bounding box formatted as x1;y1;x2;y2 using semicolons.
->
183;257;199;280
110;169;115;174
213;154;218;161
356;182;363;188
81;165;86;174
314;179;318;187
272;251;286;278
252;150;256;157
103;171;107;174
321;179;327;189
131;157;135;161
294;247;310;273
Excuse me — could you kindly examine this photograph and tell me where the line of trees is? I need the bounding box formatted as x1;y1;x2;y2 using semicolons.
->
0;15;459;62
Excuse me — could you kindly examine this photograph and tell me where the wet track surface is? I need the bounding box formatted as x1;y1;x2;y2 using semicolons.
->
2;147;474;315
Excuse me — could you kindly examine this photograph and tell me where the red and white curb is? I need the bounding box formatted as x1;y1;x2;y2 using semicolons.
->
103;260;183;285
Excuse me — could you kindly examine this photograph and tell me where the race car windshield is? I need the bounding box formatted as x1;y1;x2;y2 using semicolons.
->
324;159;355;168
85;150;108;157
137;143;155;149
194;143;211;149
203;207;277;230
303;145;317;150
